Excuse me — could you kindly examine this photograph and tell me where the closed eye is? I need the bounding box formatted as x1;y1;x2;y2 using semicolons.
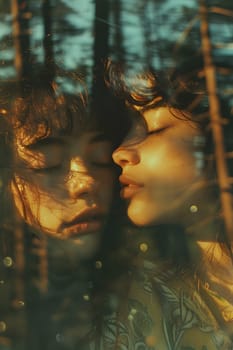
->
147;127;168;136
30;164;63;173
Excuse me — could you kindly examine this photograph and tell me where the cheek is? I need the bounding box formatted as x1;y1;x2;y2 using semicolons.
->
28;192;65;234
144;143;199;189
25;172;67;202
12;178;63;230
37;203;63;232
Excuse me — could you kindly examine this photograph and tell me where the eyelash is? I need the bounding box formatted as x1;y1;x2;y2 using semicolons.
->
147;128;166;136
31;164;62;173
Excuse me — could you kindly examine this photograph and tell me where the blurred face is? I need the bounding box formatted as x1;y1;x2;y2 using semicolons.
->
12;126;116;259
113;107;208;227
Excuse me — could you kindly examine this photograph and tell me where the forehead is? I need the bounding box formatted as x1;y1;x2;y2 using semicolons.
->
11;89;128;149
13;109;98;148
14;122;105;148
11;88;90;139
143;107;187;124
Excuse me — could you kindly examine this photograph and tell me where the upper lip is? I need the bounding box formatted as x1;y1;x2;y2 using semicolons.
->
60;209;105;231
119;175;143;187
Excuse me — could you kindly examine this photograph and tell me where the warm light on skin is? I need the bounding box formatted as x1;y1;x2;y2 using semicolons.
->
113;107;214;228
12;129;116;259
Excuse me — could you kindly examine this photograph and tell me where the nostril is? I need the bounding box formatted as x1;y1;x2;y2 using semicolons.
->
112;149;122;166
113;147;139;167
118;158;129;167
66;173;96;199
112;148;129;166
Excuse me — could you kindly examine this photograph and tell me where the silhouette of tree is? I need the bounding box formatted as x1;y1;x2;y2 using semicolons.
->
92;0;110;100
199;0;233;246
11;0;31;81
41;0;55;81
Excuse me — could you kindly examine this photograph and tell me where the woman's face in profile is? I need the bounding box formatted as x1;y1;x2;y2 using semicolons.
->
113;107;208;227
12;125;116;258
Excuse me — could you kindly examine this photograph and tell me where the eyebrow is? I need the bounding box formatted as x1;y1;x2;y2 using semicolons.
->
25;137;65;149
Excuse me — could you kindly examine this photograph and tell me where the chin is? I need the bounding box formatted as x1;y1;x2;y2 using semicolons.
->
128;204;153;227
71;234;101;260
48;233;101;264
127;201;170;227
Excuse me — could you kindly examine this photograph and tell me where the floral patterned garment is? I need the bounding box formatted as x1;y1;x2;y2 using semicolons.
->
94;258;233;350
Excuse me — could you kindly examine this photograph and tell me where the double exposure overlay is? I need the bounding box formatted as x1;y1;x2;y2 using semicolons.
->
0;1;233;349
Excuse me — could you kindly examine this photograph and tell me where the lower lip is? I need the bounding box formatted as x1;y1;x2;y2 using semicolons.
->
120;185;143;199
63;220;103;238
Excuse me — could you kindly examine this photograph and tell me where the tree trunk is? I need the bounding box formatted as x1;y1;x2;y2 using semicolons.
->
112;0;124;62
199;0;233;246
92;0;109;100
11;0;31;81
41;0;55;81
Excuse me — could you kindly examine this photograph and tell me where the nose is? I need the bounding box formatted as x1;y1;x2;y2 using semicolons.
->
112;146;140;168
65;158;97;200
66;173;97;199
